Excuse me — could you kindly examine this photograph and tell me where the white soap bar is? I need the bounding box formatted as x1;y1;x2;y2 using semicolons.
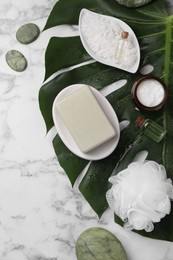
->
56;85;116;153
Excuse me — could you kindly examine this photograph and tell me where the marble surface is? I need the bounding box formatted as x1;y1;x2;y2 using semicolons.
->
0;0;173;259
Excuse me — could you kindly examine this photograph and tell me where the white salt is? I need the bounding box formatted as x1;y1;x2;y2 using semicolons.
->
136;79;165;107
80;11;137;68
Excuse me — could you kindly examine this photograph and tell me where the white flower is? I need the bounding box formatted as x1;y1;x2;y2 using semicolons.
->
106;161;173;232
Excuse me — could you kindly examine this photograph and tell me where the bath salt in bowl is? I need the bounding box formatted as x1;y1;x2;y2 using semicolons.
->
79;9;140;73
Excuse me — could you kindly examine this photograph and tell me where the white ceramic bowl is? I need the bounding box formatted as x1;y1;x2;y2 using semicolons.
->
79;9;140;73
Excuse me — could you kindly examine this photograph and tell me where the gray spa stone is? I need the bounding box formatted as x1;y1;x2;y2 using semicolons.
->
6;50;27;72
76;227;128;260
16;23;40;44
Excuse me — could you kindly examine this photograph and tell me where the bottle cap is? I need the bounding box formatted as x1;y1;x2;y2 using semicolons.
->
121;31;129;39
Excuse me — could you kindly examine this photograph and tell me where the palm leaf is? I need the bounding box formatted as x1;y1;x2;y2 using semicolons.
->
39;0;173;241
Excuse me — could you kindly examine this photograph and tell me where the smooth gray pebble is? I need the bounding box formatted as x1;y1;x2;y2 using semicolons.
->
16;23;40;44
6;50;27;72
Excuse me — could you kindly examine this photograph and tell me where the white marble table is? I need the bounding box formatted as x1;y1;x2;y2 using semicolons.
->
0;0;173;259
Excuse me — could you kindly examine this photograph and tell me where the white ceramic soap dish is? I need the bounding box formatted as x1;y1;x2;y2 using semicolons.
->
52;84;120;161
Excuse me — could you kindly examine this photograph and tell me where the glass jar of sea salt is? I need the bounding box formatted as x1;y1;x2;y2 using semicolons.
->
131;76;168;111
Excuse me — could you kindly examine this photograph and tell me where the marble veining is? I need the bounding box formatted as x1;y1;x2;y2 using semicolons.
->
0;0;173;260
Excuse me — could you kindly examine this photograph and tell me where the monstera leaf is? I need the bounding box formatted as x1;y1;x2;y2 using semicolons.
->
39;0;173;241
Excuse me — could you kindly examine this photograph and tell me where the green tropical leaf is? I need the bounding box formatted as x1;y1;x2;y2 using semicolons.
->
44;36;91;81
53;134;88;186
39;0;173;241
